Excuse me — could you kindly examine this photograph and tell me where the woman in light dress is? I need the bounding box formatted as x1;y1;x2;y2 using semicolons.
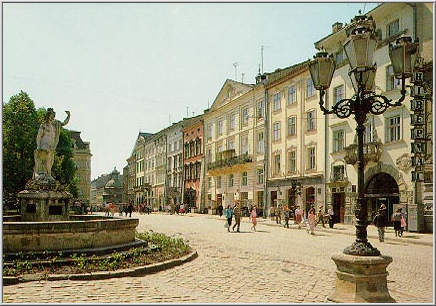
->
307;207;316;235
249;206;257;231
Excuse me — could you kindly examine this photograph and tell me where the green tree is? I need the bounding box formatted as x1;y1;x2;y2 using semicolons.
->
3;92;79;208
2;91;39;208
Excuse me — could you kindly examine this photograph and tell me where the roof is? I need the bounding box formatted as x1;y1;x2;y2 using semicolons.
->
69;130;88;150
264;60;310;87
209;79;254;112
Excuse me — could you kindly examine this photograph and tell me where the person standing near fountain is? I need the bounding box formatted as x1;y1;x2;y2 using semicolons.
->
33;108;70;182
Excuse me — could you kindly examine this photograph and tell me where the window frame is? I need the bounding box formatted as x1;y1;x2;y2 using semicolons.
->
241;171;248;186
288;85;296;104
306;110;316;131
333;84;344;105
387;19;400;38
308;147;316;170
333;129;345;152
289;150;296;172
273;121;281;141
287;116;296;136
273;92;281;111
386;115;401;143
306;78;315;98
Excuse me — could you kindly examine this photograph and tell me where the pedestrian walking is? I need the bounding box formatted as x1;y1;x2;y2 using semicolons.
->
308;208;316;235
400;209;406;237
128;203;134;218
275;204;282;225
327;206;334;228
392;208;402;237
249;206;257;231
317;208;325;228
218;204;223;218
295;206;303;229
373;206;387;242
232;203;241;232
224;204;233;232
283;205;290;228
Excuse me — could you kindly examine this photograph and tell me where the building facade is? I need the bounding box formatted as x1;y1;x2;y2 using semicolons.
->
204;79;266;213
264;62;327;217
183;116;204;211
166;121;184;210
314;2;433;231
70;130;92;204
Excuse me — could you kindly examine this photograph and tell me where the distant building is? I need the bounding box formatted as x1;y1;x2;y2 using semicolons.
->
90;168;123;207
70;130;92;204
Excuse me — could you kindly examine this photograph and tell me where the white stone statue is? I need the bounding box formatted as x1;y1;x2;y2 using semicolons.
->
33;108;70;181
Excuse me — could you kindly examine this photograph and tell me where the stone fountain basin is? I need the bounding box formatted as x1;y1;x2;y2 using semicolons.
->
3;215;139;254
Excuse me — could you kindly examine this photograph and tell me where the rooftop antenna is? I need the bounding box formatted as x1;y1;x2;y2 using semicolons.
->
186;106;189;117
261;45;264;74
241;73;245;83
233;62;238;80
169;114;171;125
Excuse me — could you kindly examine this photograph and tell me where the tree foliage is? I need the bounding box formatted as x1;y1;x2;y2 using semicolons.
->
2;91;39;207
3;92;79;208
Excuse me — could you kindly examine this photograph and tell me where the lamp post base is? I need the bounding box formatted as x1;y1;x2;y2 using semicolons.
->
327;253;396;303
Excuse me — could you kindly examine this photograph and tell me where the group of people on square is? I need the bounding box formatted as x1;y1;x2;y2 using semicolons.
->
223;201;258;232
373;204;407;242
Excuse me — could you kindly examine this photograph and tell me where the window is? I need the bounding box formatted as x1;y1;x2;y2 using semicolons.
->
228;174;234;187
274;154;281;175
306;78;315;98
217;120;223;136
216;176;221;188
364;118;374;144
386;65;401;91
196;139;201;155
229;114;236;131
333;85;344;105
306;110;316;131
227;139;235;150
257;131;264;153
168;157;172;169
207;177;212;188
241;135;248;154
207;149;212;163
387;19;399;38
217;144;223;153
242;172;248;186
333;165;345;181
257;100;264;119
335;49;344;65
387;116;401;142
273;92;281;111
273;122;281;141
287;116;296;136
257;168;264;184
242;108;249;125
289;151;296;172
207;124;212;140
288;85;296;104
333;130;345;152
308;147;316;170
185;143;190;158
168;143;172;153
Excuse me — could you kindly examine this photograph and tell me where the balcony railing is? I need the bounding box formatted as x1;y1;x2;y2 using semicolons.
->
344;140;383;165
207;151;253;171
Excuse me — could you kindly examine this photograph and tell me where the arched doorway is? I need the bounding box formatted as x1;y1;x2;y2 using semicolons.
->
365;172;399;225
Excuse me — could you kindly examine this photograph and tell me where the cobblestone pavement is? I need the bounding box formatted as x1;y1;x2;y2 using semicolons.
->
3;213;434;303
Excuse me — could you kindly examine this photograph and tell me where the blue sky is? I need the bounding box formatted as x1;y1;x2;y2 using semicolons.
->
3;2;379;179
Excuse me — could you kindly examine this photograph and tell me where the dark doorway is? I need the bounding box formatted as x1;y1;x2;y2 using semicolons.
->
271;191;277;214
365;172;399;225
332;192;345;223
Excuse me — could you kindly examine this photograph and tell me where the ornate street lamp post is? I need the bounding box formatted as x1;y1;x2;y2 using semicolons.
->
309;13;418;302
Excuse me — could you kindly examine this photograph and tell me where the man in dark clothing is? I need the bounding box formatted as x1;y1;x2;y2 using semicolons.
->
373;207;387;242
128;203;134;218
232;203;241;232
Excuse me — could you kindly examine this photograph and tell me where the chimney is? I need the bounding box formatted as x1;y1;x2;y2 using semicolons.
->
332;22;343;33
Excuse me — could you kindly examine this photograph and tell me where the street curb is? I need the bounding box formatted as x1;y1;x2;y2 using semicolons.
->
3;250;198;286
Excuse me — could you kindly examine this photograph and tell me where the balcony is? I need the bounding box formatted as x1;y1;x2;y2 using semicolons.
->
344;140;383;165
207;150;253;176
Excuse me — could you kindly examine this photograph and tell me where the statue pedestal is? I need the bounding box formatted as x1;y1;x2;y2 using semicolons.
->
18;189;71;222
328;253;395;303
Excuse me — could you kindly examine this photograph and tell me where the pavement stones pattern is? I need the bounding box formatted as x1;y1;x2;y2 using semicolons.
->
3;213;433;303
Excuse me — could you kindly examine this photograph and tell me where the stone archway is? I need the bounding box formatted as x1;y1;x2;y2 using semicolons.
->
364;162;412;223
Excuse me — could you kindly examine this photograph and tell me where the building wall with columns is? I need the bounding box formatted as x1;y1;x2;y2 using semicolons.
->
204;79;265;212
